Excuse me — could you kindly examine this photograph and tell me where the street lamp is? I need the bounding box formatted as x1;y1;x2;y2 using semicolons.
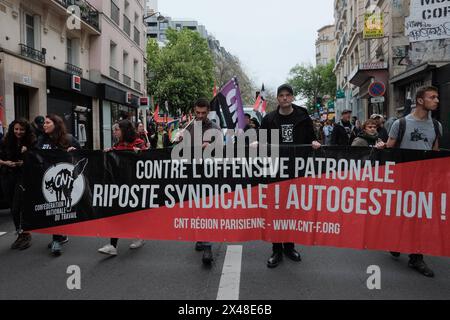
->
143;11;167;23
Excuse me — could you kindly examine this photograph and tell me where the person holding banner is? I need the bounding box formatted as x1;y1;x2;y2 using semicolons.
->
0;119;36;250
261;84;321;268
98;120;147;256
37;114;81;256
173;98;222;265
386;86;443;278
351;119;386;149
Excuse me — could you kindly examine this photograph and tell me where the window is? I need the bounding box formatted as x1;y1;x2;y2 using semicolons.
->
133;59;138;81
25;13;35;48
159;33;166;41
67;38;73;64
159;22;169;30
111;0;120;25
123;15;131;36
134;27;140;45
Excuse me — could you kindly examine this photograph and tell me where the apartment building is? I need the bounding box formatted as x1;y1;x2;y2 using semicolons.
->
333;0;390;121
146;15;208;44
0;0;147;149
316;24;337;66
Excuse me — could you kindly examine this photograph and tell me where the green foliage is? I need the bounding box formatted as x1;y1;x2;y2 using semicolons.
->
287;60;336;113
147;29;215;114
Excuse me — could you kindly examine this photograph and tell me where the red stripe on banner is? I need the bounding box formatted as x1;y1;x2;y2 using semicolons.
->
31;157;450;257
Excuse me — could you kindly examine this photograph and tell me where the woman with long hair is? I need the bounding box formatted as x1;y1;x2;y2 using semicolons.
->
98;120;147;256
0;119;36;250
37;114;81;256
135;121;151;150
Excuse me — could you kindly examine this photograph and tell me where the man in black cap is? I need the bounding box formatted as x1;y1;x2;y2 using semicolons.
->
330;109;358;145
260;83;321;268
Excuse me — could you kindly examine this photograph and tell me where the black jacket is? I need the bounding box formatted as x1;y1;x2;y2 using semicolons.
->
260;104;315;145
330;121;358;146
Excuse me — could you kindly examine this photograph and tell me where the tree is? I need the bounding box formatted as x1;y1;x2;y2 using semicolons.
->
212;51;255;105
287;60;336;114
147;29;215;115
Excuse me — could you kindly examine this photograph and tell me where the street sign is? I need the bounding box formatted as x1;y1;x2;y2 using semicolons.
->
364;12;384;39
371;96;385;103
72;75;81;91
368;81;386;97
140;97;149;107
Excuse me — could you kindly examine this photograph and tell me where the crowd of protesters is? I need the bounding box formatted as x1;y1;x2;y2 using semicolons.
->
0;85;444;277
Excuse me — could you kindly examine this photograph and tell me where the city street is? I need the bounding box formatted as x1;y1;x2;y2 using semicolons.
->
1;209;449;300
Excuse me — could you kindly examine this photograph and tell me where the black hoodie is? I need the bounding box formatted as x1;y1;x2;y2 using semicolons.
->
260;104;315;145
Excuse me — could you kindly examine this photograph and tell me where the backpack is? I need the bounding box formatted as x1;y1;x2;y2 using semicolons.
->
395;117;441;148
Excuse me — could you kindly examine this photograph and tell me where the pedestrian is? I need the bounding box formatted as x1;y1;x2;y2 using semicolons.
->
0;119;36;250
250;118;260;130
36;114;81;256
135;121;151;149
370;114;389;142
150;122;172;149
351;119;386;149
244;113;252;132
174;98;222;265
98;120;147;256
331;110;358;146
323;120;333;145
260;84;321;268
31;116;45;140
386;86;443;278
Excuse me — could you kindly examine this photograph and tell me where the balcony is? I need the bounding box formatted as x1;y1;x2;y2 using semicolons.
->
66;62;83;77
123;74;131;87
110;66;119;80
134;81;141;91
53;0;100;32
19;44;46;63
335;32;348;63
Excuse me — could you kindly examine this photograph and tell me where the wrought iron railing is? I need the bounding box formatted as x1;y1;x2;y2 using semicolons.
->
110;66;119;80
134;81;141;91
54;0;100;32
123;74;131;86
66;62;83;76
19;44;46;63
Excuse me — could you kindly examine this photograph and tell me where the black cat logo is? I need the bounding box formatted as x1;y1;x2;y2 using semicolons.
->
44;159;88;211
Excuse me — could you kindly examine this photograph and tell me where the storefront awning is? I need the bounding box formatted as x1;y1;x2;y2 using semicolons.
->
349;62;388;87
389;62;449;85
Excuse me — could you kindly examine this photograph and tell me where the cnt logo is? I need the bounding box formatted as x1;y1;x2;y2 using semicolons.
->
42;159;88;212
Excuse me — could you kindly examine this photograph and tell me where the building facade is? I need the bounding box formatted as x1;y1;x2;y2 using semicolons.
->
316;24;336;66
332;0;450;149
0;0;147;149
333;0;391;122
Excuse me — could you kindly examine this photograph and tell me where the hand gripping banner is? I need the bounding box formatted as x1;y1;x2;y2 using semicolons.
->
21;146;450;257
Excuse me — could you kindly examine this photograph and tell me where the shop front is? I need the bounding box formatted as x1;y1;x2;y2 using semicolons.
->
46;67;98;149
98;84;140;149
390;62;450;149
349;62;389;120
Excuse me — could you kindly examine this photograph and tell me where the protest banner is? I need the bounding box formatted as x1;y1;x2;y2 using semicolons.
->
22;146;450;257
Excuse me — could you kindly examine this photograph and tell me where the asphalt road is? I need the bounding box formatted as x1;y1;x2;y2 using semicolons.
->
0;209;449;300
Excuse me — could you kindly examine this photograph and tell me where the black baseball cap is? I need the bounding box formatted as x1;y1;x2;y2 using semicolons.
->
277;84;294;96
341;109;352;115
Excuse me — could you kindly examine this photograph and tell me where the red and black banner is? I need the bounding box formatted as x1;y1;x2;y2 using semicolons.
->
22;146;450;257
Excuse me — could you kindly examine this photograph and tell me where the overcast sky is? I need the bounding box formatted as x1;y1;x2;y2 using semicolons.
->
158;0;335;93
